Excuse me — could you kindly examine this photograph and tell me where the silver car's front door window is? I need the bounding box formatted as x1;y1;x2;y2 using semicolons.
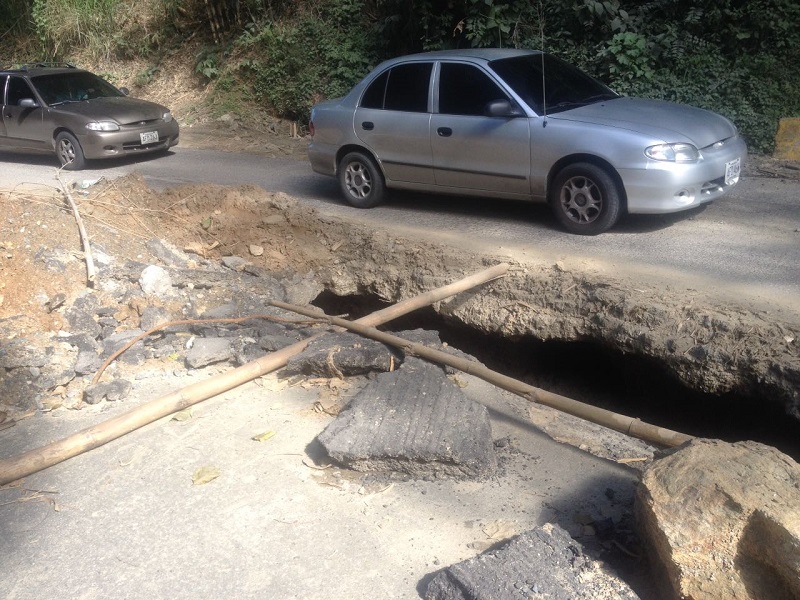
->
431;63;531;195
354;62;434;185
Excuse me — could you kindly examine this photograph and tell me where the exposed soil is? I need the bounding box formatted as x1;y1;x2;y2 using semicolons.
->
2;160;799;441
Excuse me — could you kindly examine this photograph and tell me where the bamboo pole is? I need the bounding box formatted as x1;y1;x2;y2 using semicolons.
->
269;300;695;448
0;263;508;486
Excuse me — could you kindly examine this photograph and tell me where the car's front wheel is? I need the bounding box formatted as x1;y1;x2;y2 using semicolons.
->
55;131;86;170
337;151;385;208
551;163;622;235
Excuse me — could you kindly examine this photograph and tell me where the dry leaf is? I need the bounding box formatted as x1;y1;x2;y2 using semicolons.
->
481;520;517;540
172;408;193;422
192;466;220;485
251;430;276;442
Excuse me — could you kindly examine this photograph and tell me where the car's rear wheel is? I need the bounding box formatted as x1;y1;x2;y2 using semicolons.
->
55;131;86;170
550;163;622;235
338;151;385;208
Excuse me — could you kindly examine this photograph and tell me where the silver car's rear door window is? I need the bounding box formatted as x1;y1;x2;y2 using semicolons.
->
354;62;434;185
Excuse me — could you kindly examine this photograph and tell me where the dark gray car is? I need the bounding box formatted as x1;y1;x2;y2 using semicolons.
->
309;49;746;234
0;63;179;170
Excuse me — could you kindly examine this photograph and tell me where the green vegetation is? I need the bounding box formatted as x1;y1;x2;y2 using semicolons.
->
3;0;799;153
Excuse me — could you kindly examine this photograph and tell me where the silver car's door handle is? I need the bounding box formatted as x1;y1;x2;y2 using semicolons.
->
437;127;452;137
361;121;374;130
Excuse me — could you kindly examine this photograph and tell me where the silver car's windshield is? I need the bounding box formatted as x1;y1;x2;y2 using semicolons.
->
490;54;619;115
31;72;124;106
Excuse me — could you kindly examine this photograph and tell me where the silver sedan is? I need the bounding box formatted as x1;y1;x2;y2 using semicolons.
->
309;49;746;235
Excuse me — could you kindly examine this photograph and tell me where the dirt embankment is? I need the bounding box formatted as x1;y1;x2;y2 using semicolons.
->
1;173;798;431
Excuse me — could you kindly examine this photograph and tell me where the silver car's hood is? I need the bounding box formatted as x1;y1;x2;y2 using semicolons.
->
553;97;737;148
51;97;168;124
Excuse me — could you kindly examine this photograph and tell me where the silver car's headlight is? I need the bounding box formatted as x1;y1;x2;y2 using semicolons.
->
645;143;700;162
163;112;173;123
86;121;120;132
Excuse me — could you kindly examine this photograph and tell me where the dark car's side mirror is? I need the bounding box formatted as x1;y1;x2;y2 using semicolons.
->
119;87;130;96
19;98;39;108
485;99;523;118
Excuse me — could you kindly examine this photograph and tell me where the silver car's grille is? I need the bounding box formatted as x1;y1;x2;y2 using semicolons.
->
701;177;725;195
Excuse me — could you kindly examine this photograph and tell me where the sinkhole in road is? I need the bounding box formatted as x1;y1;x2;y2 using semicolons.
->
314;291;800;459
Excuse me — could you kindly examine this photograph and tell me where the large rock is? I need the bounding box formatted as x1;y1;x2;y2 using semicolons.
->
283;331;398;378
425;523;639;600
317;358;497;479
636;438;800;600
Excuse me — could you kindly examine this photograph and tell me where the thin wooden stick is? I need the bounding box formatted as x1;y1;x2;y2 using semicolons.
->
269;300;694;449
56;171;96;286
0;263;508;485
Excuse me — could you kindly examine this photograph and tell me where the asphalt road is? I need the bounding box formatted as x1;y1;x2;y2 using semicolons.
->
2;146;799;317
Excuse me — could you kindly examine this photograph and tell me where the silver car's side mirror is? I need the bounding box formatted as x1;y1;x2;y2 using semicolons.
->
485;99;523;118
19;98;39;108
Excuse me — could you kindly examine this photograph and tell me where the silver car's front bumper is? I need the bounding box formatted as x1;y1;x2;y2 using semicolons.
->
77;120;180;160
621;135;747;214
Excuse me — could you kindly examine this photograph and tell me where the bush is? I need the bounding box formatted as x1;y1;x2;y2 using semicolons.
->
244;0;379;122
32;0;120;58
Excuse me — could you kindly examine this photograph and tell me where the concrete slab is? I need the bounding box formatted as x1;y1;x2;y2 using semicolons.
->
317;358;497;479
425;523;640;599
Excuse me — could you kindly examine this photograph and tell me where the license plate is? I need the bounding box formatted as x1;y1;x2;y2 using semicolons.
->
725;157;741;186
140;131;159;145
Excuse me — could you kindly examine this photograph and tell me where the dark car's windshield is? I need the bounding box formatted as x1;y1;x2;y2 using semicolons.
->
490;54;619;115
31;71;124;106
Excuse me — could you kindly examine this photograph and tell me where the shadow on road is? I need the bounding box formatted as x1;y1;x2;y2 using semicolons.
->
0;148;178;172
360;188;707;236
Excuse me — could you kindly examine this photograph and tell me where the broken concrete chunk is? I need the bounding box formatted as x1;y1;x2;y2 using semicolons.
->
146;238;195;268
425;523;640;600
283;331;398;378
282;272;324;305
185;337;234;368
83;379;133;405
139;265;173;297
317;360;497;479
221;256;249;272
102;330;147;365
74;350;103;376
636;438;800;600
65;294;102;338
0;340;49;369
139;306;173;332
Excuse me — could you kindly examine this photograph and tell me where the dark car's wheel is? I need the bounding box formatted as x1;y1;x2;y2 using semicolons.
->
550;163;622;235
55;131;86;170
337;151;385;208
